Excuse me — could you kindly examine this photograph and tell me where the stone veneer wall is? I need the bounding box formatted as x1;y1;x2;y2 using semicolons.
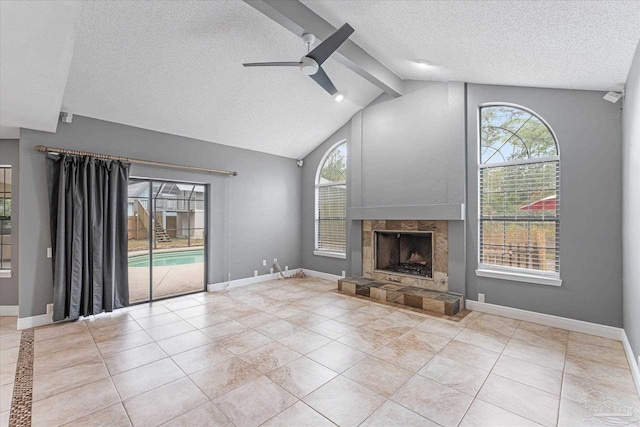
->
362;220;449;292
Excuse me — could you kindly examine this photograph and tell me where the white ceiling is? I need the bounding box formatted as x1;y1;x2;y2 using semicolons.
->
3;1;640;157
0;1;82;138
61;1;382;159
303;0;640;91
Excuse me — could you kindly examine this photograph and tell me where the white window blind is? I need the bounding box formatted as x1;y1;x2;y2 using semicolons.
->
316;185;347;252
479;105;560;277
480;161;559;273
316;142;347;255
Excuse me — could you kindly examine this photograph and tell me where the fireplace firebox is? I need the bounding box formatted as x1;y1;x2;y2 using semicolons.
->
375;231;433;278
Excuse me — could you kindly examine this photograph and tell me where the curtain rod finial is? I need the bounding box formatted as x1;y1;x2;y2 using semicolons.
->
35;145;47;153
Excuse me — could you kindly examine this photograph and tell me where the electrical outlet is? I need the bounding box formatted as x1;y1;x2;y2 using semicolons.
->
270;267;274;274
285;266;288;272
341;270;346;277
254;270;258;277
47;247;52;258
262;260;267;266
273;258;277;264
46;303;53;314
478;293;485;303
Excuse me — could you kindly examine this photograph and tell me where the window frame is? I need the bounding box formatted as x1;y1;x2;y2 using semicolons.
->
475;103;562;286
314;140;347;259
0;165;12;278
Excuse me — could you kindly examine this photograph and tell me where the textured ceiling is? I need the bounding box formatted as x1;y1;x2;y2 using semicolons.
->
0;1;82;138
303;0;640;91
16;1;640;158
61;1;382;159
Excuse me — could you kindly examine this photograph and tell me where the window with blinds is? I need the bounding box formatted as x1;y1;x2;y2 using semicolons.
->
479;105;560;276
315;142;347;256
0;166;11;271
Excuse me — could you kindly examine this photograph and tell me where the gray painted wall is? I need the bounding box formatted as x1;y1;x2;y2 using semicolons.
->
623;43;640;362
0;139;19;306
360;81;466;207
302;81;467;294
466;84;623;327
18;116;301;318
301;123;350;276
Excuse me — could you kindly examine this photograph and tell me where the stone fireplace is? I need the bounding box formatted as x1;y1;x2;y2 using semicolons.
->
363;220;449;292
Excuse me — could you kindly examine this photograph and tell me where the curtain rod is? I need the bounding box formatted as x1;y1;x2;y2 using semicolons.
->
34;145;237;177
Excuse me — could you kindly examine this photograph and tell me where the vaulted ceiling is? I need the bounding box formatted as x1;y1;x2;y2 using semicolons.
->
303;0;640;91
2;1;640;158
0;1;82;138
61;1;382;159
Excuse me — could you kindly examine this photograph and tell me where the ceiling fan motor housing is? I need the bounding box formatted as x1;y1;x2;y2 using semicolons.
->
300;56;319;75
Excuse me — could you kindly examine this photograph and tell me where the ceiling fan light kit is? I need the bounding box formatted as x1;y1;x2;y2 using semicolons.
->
243;23;355;96
300;56;319;75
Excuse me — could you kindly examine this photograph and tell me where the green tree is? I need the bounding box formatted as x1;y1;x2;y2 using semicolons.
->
320;144;346;183
0;199;10;218
481;106;557;163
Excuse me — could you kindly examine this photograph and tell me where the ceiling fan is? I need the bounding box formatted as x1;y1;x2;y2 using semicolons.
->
243;23;354;96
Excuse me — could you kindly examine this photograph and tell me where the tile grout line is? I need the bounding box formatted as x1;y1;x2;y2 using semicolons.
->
9;328;33;427
443;315;503;426
374;360;441;426
556;342;569;427
104;374;133;426
339;316;468;426
472;318;564;426
90;314;129;411
487;321;567;394
45;322;132;427
18;281;633;427
90;302;266;425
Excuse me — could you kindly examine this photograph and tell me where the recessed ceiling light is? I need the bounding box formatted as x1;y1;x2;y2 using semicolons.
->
415;59;433;68
334;93;345;102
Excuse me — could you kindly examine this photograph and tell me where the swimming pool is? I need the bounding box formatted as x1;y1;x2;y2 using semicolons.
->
128;249;204;268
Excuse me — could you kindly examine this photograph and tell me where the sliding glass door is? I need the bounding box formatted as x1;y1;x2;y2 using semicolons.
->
128;179;151;303
127;178;207;303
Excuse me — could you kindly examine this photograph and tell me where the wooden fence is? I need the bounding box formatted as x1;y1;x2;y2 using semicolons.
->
482;229;555;271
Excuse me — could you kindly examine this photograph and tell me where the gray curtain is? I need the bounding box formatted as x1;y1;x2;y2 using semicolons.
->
47;154;130;321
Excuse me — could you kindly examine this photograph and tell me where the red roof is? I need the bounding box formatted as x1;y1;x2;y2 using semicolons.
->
520;195;556;211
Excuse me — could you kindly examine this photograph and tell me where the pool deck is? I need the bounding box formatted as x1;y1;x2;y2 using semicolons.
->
128;248;205;302
128;246;204;257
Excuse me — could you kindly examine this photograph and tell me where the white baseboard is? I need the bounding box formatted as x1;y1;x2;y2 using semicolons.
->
0;305;19;316
622;330;640;397
208;271;288;292
466;300;622;341
207;269;342;292
17;313;53;330
303;269;343;281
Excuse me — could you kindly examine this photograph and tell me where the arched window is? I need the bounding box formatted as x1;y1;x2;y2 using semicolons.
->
479;105;560;278
315;141;347;257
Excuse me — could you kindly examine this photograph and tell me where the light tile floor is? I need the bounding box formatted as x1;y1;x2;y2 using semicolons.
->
5;277;640;426
0;316;20;427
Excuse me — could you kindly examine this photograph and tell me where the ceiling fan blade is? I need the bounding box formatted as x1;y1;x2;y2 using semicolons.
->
307;23;354;66
309;66;337;95
242;62;300;67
